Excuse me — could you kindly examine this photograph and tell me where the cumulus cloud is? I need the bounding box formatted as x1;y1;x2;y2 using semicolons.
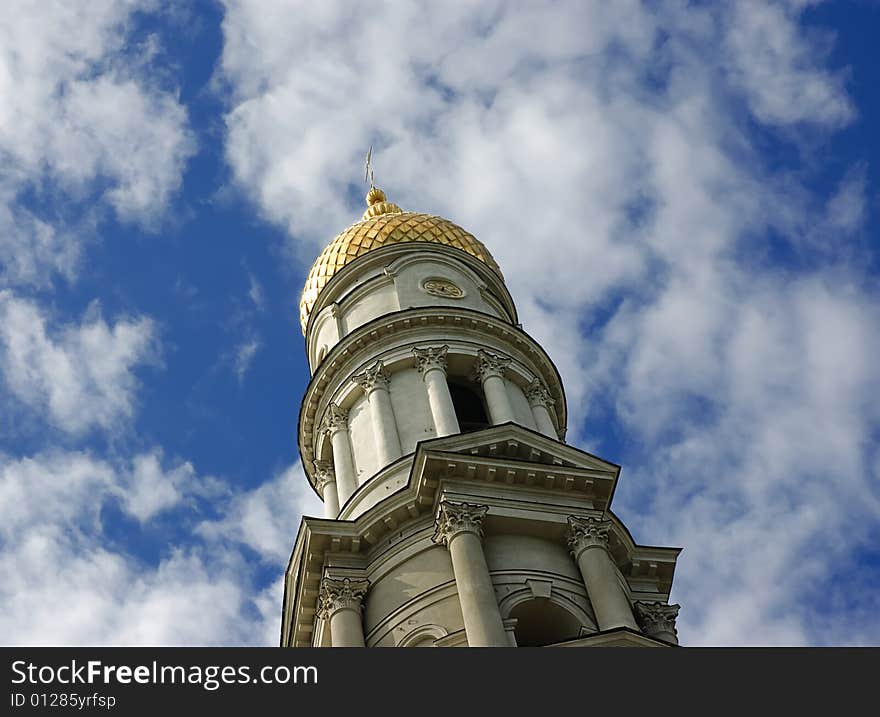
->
0;0;195;286
0;291;158;435
723;0;854;127
0;450;313;646
218;0;879;645
197;462;323;563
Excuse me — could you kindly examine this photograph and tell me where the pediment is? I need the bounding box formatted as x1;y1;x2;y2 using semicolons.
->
414;422;620;476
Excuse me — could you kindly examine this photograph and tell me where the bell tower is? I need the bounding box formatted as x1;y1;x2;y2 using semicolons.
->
281;184;682;647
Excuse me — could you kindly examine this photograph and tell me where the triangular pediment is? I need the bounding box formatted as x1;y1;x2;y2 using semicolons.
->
413;422;620;476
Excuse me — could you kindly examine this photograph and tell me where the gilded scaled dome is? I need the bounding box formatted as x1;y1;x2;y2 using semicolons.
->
299;188;502;333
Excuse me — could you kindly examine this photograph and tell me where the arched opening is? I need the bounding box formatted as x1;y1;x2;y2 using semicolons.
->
509;599;585;647
448;379;490;433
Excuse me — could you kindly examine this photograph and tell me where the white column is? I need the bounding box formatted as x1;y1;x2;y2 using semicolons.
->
566;516;639;631
433;501;508;647
475;349;516;425
634;601;680;645
314;461;339;519
353;360;402;468
322;403;358;506
318;576;369;647
413;345;460;437
525;378;558;439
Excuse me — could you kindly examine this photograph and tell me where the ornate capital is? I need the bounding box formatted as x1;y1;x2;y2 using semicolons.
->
413;345;449;376
321;402;348;437
352;360;391;394
432;501;489;546
634;601;680;642
525;378;555;408
317;577;370;619
566;515;612;558
313;460;335;494
474;349;511;383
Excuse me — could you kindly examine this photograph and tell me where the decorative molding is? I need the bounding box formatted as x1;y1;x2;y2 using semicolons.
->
432;501;489;546
317;577;370;619
352;360;391;394
566;515;612;558
413;345;449;376
525;378;555;408
474;349;511;382
422;277;464;298
397;623;449;647
313;461;336;494
525;578;553;599
321;402;349;436
634;601;680;641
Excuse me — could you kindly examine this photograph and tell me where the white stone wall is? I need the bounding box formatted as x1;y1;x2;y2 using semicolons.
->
306;246;516;371
360;531;597;646
341;278;399;335
506;378;538;431
388;368;436;454
364;540;463;647
345;395;375;484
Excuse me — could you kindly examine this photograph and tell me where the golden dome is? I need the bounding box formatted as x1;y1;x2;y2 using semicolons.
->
299;188;502;333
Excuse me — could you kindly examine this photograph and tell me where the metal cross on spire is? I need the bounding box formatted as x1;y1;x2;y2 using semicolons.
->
364;145;375;189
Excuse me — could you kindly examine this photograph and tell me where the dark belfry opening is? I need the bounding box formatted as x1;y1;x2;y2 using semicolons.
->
510;599;585;647
448;379;490;433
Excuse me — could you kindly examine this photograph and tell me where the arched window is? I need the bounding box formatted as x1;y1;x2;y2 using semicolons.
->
509;599;585;647
448;379;490;433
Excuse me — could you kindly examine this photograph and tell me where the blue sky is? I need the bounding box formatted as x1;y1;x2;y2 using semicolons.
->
1;1;878;646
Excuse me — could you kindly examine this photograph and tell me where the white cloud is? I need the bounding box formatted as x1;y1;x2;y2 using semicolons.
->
0;450;314;646
248;273;265;310
233;338;261;382
0;0;195;286
0;291;158;435
723;0;854;127
117;450;221;524
218;0;878;645
198;462;323;563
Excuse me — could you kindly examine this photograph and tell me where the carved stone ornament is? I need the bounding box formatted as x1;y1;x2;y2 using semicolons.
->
352;360;391;394
634;601;680;641
413;345;449;376
432;501;489;546
317;577;370;619
566;516;612;558
474;349;511;382
321;402;348;436
422;278;464;298
313;461;335;494
525;378;555;408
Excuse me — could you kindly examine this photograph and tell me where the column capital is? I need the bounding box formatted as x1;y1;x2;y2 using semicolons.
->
566;515;613;558
634;601;680;641
525;378;555;408
321;402;348;437
474;349;511;383
413;345;449;376
317;576;370;620
313;460;336;495
352;360;391;394
432;501;489;546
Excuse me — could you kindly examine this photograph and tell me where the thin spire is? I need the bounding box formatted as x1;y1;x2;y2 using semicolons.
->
364;145;375;189
362;145;399;217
